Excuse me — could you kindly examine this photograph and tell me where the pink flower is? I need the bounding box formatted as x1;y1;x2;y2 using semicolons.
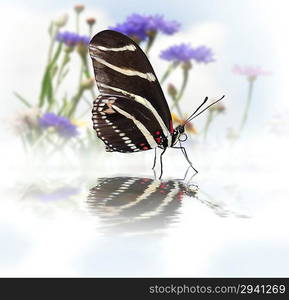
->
11;107;40;135
233;65;271;80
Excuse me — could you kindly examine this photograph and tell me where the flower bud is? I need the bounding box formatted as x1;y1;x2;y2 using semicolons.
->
146;30;157;39
12;107;40;134
77;42;88;57
248;75;257;82
64;45;74;53
209;102;225;113
182;61;192;70
130;35;141;44
81;78;95;90
74;4;84;14
54;14;68;28
86;17;96;26
167;83;177;98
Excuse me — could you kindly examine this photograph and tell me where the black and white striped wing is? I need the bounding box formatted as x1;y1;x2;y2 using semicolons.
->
92;94;166;152
87;177;185;231
89;30;174;152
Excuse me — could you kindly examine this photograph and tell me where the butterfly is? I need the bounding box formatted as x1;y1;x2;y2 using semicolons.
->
88;30;224;178
88;176;198;233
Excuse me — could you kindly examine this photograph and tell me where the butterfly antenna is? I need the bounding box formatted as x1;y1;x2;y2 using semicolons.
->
185;95;225;124
184;97;208;125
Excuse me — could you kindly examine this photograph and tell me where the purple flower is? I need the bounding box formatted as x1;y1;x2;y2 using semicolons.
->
39;113;78;138
160;44;215;63
56;31;90;47
190;46;215;63
39;187;80;201
233;65;271;80
110;14;180;41
146;15;180;34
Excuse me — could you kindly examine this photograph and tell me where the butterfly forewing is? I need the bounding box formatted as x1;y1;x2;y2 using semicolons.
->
89;30;173;152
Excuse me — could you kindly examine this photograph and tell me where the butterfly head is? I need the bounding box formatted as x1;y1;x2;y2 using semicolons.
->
175;125;185;134
172;125;188;144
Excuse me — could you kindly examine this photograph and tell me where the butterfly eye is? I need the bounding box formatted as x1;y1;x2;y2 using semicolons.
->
179;133;188;142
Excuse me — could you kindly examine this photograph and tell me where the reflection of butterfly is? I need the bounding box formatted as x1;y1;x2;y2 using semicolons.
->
89;30;224;178
87;176;198;234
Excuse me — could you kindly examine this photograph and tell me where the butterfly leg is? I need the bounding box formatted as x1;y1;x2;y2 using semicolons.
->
152;148;157;169
159;148;167;180
172;146;198;174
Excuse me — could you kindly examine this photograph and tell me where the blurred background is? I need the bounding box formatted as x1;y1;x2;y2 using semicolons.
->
1;0;289;277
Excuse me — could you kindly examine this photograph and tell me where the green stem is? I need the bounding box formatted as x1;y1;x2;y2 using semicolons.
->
76;14;80;34
79;64;84;88
47;25;58;64
47;138;70;157
13;92;32;108
176;67;189;102
169;95;184;120
82;56;96;99
67;88;85;118
89;25;93;38
144;31;157;55
82;58;90;78
169;67;190;119
239;79;254;134
55;51;70;94
20;133;28;153
29;129;51;151
203;111;214;141
175;102;184;120
160;61;179;84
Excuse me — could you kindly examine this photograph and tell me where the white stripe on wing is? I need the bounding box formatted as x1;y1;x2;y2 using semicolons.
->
89;44;136;52
111;105;158;149
90;54;156;82
98;83;172;146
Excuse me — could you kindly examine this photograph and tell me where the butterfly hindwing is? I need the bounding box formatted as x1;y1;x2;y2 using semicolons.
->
92;94;167;152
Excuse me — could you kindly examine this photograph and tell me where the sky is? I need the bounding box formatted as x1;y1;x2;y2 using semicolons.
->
1;0;289;142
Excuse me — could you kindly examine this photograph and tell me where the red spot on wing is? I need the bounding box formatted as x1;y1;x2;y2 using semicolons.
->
177;191;183;201
155;131;161;135
143;146;149;150
156;137;161;144
140;143;145;147
169;120;174;134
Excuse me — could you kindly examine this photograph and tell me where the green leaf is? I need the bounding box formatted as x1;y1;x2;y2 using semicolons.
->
50;42;62;66
39;67;52;107
39;42;63;107
61;68;69;80
58;97;68;116
13;92;32;108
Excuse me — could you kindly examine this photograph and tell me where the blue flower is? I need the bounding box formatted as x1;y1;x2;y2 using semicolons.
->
191;46;215;63
110;14;180;41
146;15;180;34
160;44;215;63
39;187;80;201
39;113;78;138
56;31;90;47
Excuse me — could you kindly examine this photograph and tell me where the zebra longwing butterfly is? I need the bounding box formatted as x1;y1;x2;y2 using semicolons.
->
89;30;224;178
87;176;198;233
